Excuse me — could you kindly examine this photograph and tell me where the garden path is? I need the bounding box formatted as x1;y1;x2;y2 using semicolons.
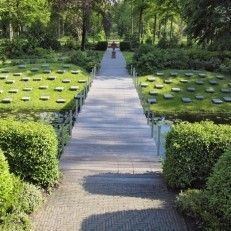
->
32;48;188;231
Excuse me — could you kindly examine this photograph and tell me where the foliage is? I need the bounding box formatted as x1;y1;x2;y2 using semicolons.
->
133;44;231;75
137;70;231;121
0;150;14;218
95;41;108;51
120;41;131;51
0;119;60;188
176;148;231;230
69;50;102;72
0;63;89;111
163;121;231;189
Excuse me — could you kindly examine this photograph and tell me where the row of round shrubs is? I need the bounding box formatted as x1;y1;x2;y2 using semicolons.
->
163;121;231;229
163;121;231;189
176;148;231;230
0;150;43;230
0;119;60;188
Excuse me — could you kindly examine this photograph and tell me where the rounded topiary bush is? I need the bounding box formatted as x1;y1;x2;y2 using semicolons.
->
0;150;14;217
163;121;231;189
0;119;59;188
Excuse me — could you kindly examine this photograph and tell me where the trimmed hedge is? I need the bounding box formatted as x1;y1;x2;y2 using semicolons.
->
95;41;108;51
176;148;231;229
133;44;231;75
163;121;231;189
0;119;59;188
0;150;14;218
120;41;131;51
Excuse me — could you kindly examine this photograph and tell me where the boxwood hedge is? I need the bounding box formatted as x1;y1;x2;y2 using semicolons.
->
163;121;231;189
0;119;59;188
176;148;231;229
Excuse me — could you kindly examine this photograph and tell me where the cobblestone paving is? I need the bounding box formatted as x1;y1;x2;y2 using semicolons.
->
32;49;188;231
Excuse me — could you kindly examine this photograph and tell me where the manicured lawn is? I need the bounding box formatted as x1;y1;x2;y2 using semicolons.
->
0;63;90;111
137;70;231;119
122;51;134;64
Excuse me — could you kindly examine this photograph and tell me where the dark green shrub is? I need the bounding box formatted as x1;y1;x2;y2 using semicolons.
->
0;150;14;218
0;119;59;188
69;50;101;72
176;148;231;230
120;41;131;51
95;41;108;51
163;121;231;189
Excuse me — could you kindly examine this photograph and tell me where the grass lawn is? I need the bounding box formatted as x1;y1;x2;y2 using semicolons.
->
0;63;90;111
137;70;231;120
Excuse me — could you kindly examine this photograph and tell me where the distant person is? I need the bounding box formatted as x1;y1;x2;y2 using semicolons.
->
111;41;117;51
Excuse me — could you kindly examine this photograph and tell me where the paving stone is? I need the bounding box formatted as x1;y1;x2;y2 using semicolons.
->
149;90;158;95
55;87;64;92
18;64;26;68
40;96;50;101
182;97;192;103
57;70;66;74
212;98;223;104
147;98;157;104
147;76;156;82
185;72;193;77
5;80;15;84
21;77;30;82
170;72;178;76
180;79;188;83
39;85;49;90
209;80;218;85
0;75;8;80
13;72;22;76
78;79;87;83
156;72;164;76
23;87;33;91
221;88;231;93
70;86;79;91
8;89;18;93
187;87;196;92
171;87;181;92
62;79;71;83
155;84;164;89
195;80;204;85
31;67;39;72
198;73;207;77
141;82;148;87
1;70;9;73
206;87;215;93
21;96;30;101
216;75;224;79
47;76;56;80
71;70;80;74
223;97;231;102
56;98;66;103
164;79;172;84
195;95;205;100
33;77;42;81
43;69;51;74
164;94;174;99
1;98;12;103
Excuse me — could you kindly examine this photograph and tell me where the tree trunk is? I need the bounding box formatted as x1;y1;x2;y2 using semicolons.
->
170;16;173;40
138;1;144;42
153;14;157;44
9;21;13;41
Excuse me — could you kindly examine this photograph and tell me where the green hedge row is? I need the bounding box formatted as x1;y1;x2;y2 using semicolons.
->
120;41;131;51
95;41;108;51
132;44;231;75
176;148;231;230
0;119;60;188
163;121;231;189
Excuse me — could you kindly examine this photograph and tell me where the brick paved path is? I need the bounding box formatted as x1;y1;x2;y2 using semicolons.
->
32;49;188;231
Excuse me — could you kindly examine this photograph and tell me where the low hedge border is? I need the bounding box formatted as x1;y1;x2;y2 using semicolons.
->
0;119;60;188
